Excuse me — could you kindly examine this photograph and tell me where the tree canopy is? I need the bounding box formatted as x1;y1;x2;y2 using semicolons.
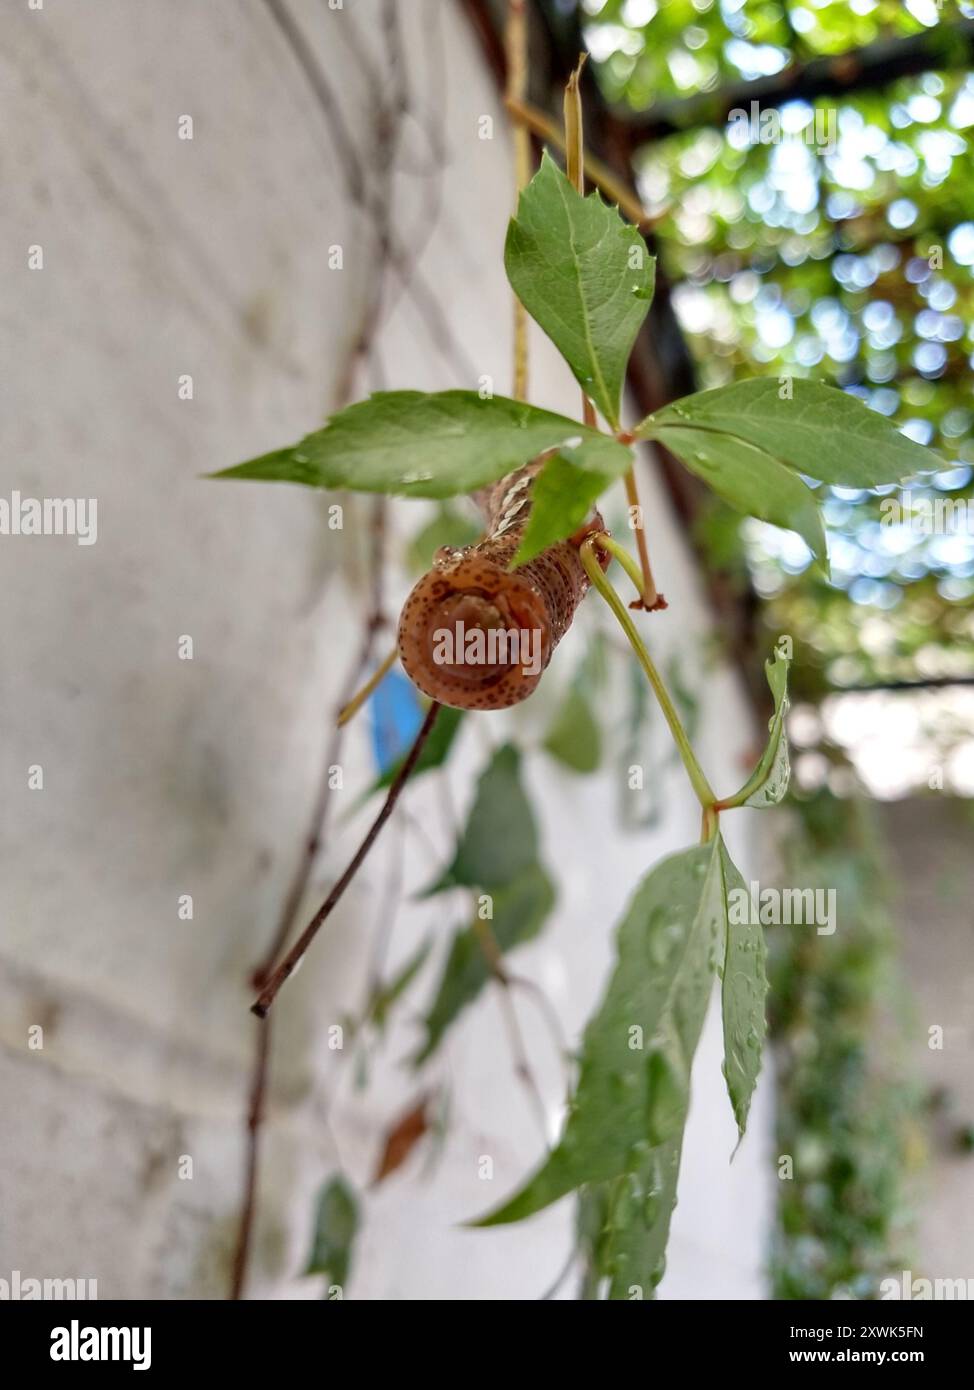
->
582;0;974;710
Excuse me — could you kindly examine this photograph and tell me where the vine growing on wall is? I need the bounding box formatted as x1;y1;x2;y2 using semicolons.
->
769;790;923;1300
215;37;941;1297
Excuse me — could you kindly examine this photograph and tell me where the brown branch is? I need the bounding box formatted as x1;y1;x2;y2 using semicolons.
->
563;53;598;437
264;0;478;392
361;819;407;1009
228;1015;272;1300
395;260;481;385
230;0;431;1303
507;973;572;1091
622;470;663;612
261;0;365;205
563;54;661;612
228;536;388;1301
615;20;974;144
472;917;551;1147
257;623;386;989
252;701;442;1019
460;0;766;706
823;676;974;693
505;94;657;230
507;0;531;401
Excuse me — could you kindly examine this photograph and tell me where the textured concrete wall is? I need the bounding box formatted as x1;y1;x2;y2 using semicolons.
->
1;0;773;1299
880;798;974;1288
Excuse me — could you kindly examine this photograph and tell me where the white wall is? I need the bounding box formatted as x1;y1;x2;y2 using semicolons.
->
881;798;974;1289
0;0;773;1299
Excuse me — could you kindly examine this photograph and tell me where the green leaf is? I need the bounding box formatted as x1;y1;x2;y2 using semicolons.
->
213;390;631;498
407;503;482;574
475;840;723;1226
599;1137;683;1299
505;152;656;429
412;863;556;1066
424;743;539;894
305;1176;359;1288
638;378;938;488
577;631;610;696
542;686;602;774
718;837;767;1137
368;939;432;1033
726;647;791;808
576;1184;613;1300
666;653;701;743
367;706;465;796
617;658;661;830
512;454;612;566
649;424;828;566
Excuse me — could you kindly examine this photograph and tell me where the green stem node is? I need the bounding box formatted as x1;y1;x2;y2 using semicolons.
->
580;538;716;809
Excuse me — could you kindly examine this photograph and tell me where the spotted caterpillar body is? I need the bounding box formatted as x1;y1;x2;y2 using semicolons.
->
398;459;602;710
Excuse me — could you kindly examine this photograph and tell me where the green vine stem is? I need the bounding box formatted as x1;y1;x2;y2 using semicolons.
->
713;782;758;814
580;537;716;809
594;531;650;602
338;645;399;727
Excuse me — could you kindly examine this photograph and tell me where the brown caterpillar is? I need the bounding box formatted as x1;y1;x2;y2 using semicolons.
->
398;458;604;711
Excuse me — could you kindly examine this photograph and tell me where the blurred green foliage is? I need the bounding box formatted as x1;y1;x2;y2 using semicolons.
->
768;790;923;1299
575;0;966;1299
584;0;966;107
581;0;974;692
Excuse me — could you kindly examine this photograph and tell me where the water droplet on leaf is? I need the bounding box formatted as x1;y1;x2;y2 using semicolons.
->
646;1047;687;1146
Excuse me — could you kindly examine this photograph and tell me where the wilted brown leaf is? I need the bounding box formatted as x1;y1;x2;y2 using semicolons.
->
371;1096;429;1186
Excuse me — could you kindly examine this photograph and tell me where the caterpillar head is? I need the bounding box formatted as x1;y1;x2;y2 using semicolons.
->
398;546;552;711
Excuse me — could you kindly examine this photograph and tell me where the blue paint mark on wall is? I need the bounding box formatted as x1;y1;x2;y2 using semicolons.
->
370;666;423;775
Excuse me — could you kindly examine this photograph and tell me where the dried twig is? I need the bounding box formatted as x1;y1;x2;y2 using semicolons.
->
473;918;551;1148
252;702;442;1019
564;55;597;432
231;0;429;1299
229;1015;272;1300
228;528;388;1300
504;95;658;230
506;0;530;400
